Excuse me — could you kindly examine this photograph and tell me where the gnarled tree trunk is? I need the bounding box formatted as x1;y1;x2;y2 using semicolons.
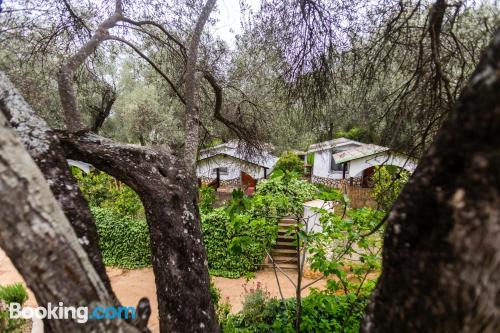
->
59;132;219;332
0;72;116;302
0;90;139;333
362;29;500;332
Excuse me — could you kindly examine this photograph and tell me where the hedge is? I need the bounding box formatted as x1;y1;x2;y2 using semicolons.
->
92;207;152;269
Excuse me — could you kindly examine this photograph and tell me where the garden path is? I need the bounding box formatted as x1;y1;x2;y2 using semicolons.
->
0;249;327;333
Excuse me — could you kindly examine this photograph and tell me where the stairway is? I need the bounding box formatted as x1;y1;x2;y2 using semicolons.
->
264;217;299;270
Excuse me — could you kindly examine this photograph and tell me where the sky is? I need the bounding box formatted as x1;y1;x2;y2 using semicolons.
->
213;0;260;47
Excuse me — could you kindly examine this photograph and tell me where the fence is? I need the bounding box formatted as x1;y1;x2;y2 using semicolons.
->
346;186;376;208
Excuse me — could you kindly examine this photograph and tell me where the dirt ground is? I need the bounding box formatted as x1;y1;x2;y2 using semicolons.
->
0;249;326;333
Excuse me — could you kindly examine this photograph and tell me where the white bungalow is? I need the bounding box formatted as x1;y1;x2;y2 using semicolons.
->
196;141;278;190
307;138;417;188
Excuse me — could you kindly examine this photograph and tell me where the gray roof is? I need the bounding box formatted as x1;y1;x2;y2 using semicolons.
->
67;159;93;173
333;144;389;164
307;137;363;153
199;141;278;169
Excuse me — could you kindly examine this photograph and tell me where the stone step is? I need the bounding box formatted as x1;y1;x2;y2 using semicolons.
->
263;263;297;270
279;219;297;225
278;226;297;233
271;250;297;258
274;240;296;250
271;256;298;264
276;241;295;246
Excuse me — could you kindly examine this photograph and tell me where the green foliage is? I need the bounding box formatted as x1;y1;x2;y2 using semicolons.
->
204;175;322;278
72;168;144;218
202;207;277;278
204;172;320;278
200;186;217;213
92;207;152;268
254;170;318;216
0;283;29;333
335;126;375;143
0;283;28;305
210;281;232;324
222;290;368;332
306;153;314;165
307;207;384;296
372;166;410;211
275;152;304;174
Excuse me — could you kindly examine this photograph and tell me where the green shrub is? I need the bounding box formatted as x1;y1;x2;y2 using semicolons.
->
200;185;217;213
0;283;28;305
0;283;29;333
335;126;375;143
210;281;231;324
372;165;409;211
222;291;368;333
202;208;277;278
254;171;318;216
72;168;144;218
92;207;152;268
275;152;304;174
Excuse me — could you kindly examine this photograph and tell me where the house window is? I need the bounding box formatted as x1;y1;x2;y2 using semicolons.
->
330;150;347;172
213;167;228;175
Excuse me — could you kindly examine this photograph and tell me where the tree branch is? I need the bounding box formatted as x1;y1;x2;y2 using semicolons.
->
57;0;123;132
184;0;217;165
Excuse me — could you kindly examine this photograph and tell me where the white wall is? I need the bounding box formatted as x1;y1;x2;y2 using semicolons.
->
312;144;360;179
303;200;334;233
348;152;417;178
196;155;266;180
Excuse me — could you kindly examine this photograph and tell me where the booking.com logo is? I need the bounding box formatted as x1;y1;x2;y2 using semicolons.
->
8;302;136;323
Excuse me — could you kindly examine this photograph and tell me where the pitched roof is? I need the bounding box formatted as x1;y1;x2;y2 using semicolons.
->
198;141;278;169
307;137;363;153
332;144;389;164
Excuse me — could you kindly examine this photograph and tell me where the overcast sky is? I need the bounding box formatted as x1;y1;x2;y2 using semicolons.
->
213;0;260;47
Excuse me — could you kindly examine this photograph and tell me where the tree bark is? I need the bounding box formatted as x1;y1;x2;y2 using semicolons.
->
0;103;139;333
183;0;217;165
0;71;116;302
59;132;220;332
362;29;500;332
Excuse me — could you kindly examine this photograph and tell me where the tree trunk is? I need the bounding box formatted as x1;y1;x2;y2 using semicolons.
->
59;132;220;332
0;103;139;333
0;72;116;302
362;30;500;332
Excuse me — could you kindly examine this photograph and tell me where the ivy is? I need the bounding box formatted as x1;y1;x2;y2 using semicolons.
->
201;208;277;278
92;207;152;269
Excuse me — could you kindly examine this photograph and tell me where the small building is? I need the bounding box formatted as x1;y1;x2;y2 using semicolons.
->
307;138;417;188
197;141;278;191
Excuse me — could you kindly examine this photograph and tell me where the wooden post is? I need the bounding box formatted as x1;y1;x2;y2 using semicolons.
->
216;167;220;189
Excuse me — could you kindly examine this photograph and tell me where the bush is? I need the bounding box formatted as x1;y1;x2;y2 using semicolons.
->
335;126;375;143
200;185;217;213
254;171;318;216
210;281;231;324
0;283;29;333
222;291;368;333
92;207;152;268
201;208;277;278
72;168;144;218
274;152;304;174
372;166;409;211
